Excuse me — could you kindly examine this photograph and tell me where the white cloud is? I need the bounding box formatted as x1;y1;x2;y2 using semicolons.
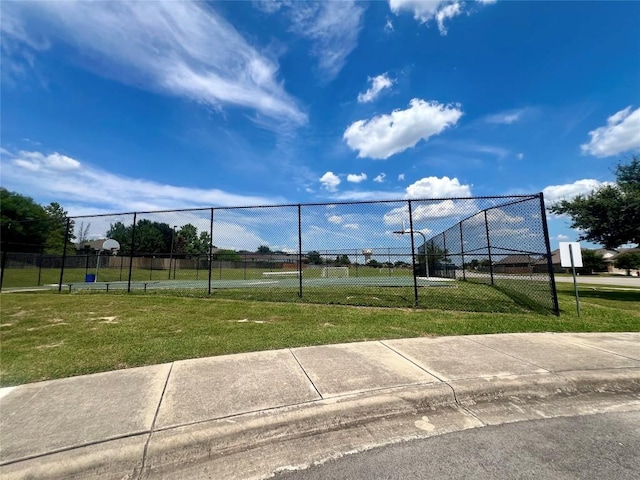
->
343;223;359;230
12;151;81;171
435;2;462;35
2;149;283;214
581;106;640;157
398;173;405;181
384;201;463;225
485;109;524;124
327;215;343;224
374;173;387;183
516;153;524;160
1;1;306;124
389;1;494;34
347;173;368;183
344;99;463;159
357;73;394;103
405;176;471;199
554;234;570;242
286;1;364;81
543;179;606;206
385;19;394;32
382;176;474;225
320;171;341;191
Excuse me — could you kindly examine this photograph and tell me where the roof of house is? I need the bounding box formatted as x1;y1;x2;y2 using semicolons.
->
494;254;536;265
75;239;108;250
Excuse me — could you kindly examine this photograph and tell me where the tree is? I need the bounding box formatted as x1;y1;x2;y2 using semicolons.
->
577;249;607;275
306;250;322;264
43;202;75;254
257;245;272;254
1;188;51;252
550;157;640;248
77;221;91;244
613;252;640;276
106;221;131;252
177;224;200;256
213;249;242;262
336;254;351;265
197;231;212;256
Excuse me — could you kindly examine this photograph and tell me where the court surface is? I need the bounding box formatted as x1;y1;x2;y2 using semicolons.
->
64;276;457;291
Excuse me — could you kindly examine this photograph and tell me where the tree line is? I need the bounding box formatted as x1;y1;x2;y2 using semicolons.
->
105;221;211;257
1;188;74;254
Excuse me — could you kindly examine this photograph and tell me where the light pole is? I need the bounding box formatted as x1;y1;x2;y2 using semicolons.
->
393;229;429;279
168;225;177;280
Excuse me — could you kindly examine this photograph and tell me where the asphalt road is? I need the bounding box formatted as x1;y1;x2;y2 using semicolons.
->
274;411;640;480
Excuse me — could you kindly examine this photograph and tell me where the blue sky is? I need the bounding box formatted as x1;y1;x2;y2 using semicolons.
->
1;0;639;250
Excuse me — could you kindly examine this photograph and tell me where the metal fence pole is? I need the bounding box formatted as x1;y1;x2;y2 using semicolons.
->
0;250;7;292
484;210;494;286
57;217;71;293
355;249;359;277
442;231;448;278
37;248;44;286
208;208;213;295
539;193;560;315
459;222;466;281
298;204;303;298
127;213;137;293
408;200;419;307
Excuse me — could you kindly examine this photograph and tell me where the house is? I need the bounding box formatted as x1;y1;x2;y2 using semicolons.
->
597;247;640;275
493;254;538;274
75;239;108;253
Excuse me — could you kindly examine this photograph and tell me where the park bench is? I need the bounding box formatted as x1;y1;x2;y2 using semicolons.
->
65;281;159;293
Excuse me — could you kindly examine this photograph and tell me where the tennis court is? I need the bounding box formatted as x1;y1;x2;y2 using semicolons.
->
63;275;456;292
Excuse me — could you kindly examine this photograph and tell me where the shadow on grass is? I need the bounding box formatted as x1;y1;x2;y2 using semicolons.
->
576;288;640;303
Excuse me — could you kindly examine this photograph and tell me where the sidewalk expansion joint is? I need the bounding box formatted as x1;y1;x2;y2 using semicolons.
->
137;361;174;480
379;341;447;383
289;348;323;400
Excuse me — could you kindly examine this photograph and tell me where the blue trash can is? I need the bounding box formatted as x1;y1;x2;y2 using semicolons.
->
85;274;96;282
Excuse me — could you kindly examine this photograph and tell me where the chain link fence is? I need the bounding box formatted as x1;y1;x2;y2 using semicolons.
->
0;195;559;314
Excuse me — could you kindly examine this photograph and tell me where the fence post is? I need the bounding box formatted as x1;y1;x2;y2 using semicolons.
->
127;213;137;293
442;231;448;278
57;217;71;293
408;200;418;307
484;210;494;286
539;193;560;315
0;250;7;292
298;204;303;298
208;208;213;295
37;248;44;286
355;249;359;277
459;222;466;281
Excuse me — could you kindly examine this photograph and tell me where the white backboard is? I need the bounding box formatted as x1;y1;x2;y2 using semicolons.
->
102;239;121;251
559;242;583;268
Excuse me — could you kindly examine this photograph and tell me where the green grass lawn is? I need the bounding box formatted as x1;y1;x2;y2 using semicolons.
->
1;282;638;386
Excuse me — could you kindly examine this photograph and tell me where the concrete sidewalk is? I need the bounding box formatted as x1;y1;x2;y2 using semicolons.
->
1;332;639;479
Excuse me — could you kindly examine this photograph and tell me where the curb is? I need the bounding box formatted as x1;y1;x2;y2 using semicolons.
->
5;369;638;480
